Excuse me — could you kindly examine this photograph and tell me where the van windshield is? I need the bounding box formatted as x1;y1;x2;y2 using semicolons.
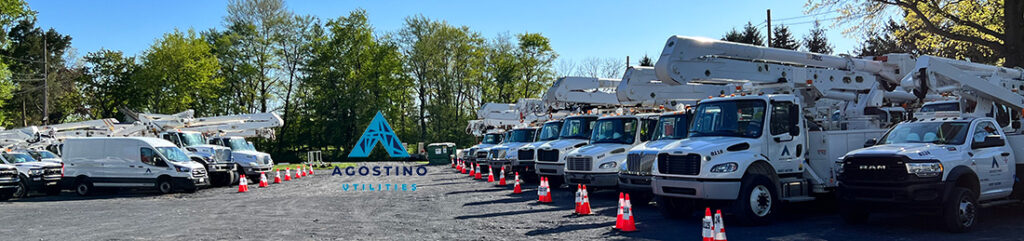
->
2;153;37;163
228;138;256;151
156;147;191;163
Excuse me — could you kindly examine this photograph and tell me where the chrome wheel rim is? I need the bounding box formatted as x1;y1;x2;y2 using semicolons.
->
750;185;772;217
958;195;976;228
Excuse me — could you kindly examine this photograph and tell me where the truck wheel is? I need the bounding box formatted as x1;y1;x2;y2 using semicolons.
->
942;187;977;233
839;200;870;224
655;195;692;219
733;174;778;225
74;179;93;196
13;177;27;198
157;178;174;194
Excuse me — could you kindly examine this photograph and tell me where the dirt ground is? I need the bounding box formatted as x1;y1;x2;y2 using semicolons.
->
3;162;1024;240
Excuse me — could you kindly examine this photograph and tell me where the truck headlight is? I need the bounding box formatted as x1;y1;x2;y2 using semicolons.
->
599;162;617;169
29;169;43;175
710;162;739;173
906;162;942;177
175;166;191;173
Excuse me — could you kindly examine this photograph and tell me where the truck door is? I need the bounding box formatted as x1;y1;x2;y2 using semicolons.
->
767;101;802;174
969;120;1013;198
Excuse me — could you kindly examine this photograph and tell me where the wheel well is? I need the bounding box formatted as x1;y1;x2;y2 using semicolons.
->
744;160;780;192
954;173;980;194
157;175;172;182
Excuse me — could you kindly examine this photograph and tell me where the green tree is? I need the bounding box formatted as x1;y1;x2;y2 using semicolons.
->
855;20;917;56
0;0;31;126
516;32;557;99
224;0;289;113
135;29;223;116
273;14;315;153
770;24;800;50
80;49;141;119
803;21;834;54
2;19;74;125
638;54;653;66
722;22;765;46
807;0;1018;66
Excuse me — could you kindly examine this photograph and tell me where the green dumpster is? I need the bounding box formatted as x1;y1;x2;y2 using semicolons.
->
425;142;456;165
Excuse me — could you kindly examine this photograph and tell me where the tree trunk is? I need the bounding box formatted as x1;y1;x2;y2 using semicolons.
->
1005;0;1024;68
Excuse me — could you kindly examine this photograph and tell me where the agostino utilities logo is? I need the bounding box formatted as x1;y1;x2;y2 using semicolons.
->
336;111;421;192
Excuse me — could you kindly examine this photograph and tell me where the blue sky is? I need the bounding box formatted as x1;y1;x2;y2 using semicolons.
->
26;0;862;65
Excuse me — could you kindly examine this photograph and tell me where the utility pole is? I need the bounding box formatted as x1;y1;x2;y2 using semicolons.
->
766;9;772;47
43;37;49;125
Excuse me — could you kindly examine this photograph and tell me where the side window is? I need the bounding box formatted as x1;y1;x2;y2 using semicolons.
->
770;101;793;135
140;147;157;166
972;121;1001;146
640;119;657;142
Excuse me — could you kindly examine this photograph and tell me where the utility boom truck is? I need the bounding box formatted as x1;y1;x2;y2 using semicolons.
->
838;55;1024;232
648;36;919;224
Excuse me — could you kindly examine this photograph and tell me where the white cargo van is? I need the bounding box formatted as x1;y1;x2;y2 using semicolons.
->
61;137;209;195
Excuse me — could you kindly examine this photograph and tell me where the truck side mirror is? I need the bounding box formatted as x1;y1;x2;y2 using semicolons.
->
864;138;877;148
788;104;800;136
1014;120;1021;130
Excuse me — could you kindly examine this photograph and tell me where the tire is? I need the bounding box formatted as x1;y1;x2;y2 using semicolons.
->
13;176;28;198
74;179;93;196
839;200;870;224
157;178;174;194
733;174;779;225
655;195;692;219
45;185;61;196
942;187;977;233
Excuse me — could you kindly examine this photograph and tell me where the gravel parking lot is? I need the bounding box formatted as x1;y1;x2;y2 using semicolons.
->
3;162;1024;240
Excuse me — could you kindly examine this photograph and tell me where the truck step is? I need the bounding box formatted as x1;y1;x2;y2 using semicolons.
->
980;199;1021;208
781;196;815;202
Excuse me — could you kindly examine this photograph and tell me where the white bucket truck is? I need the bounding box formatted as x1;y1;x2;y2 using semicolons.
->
563;113;659;189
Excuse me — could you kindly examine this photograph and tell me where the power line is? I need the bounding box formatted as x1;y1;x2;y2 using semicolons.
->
0;54;44;64
772;10;839;22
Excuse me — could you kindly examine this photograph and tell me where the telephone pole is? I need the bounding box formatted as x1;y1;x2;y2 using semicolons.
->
766;9;772;47
43;37;49;125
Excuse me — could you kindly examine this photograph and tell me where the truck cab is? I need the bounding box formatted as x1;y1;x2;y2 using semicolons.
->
487;127;538;175
564;113;658;188
838;117;1023;232
208;136;274;182
467;132;503;169
535;115;598;187
516;120;564;180
160;131;237;186
0;151;62;198
620;111;692;195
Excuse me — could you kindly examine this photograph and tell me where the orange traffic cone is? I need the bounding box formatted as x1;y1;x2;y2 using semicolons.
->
575;184;583;214
294;167;302;179
615;192;625;229
538;177;550;203
702;207;713;241
258;172;269;187
237;174;249;193
498;166;506;185
300;166;307;177
451;158;456;168
512;172;522;194
618;193;637;232
487;167;495;182
308;164;315;175
475;164;483;180
713;209;727;241
284;168;292;181
273;169;282;184
469;163;476;177
543;177;552;202
459;161;465;173
579;185;592;215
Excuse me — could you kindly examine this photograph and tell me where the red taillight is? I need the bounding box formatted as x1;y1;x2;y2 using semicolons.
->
61;162;65;178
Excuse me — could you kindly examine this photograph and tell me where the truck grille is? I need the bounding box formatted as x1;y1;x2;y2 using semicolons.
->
566;157;592;171
658;153;701;175
0;168;17;178
518;149;534;161
841;156;909;183
215;149;232;162
537;149;559;162
627;153;656;174
192;168;208;178
43;167;62;176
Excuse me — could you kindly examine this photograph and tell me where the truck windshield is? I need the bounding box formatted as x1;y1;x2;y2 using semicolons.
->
228;138;256;151
591;118;637;144
2;153;37;163
156;147;191;163
508;129;536;143
690;100;766;138
880;121;970;145
482;134;502;144
560;117;596;139
537;122;562;141
31;150;58;159
181;133;206;146
920;102;959;112
653;114;689;140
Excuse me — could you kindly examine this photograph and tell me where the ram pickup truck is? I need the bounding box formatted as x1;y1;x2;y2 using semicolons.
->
838;117;1024;232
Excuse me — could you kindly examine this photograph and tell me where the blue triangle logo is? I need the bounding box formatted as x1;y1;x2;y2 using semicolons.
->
348;111;410;158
